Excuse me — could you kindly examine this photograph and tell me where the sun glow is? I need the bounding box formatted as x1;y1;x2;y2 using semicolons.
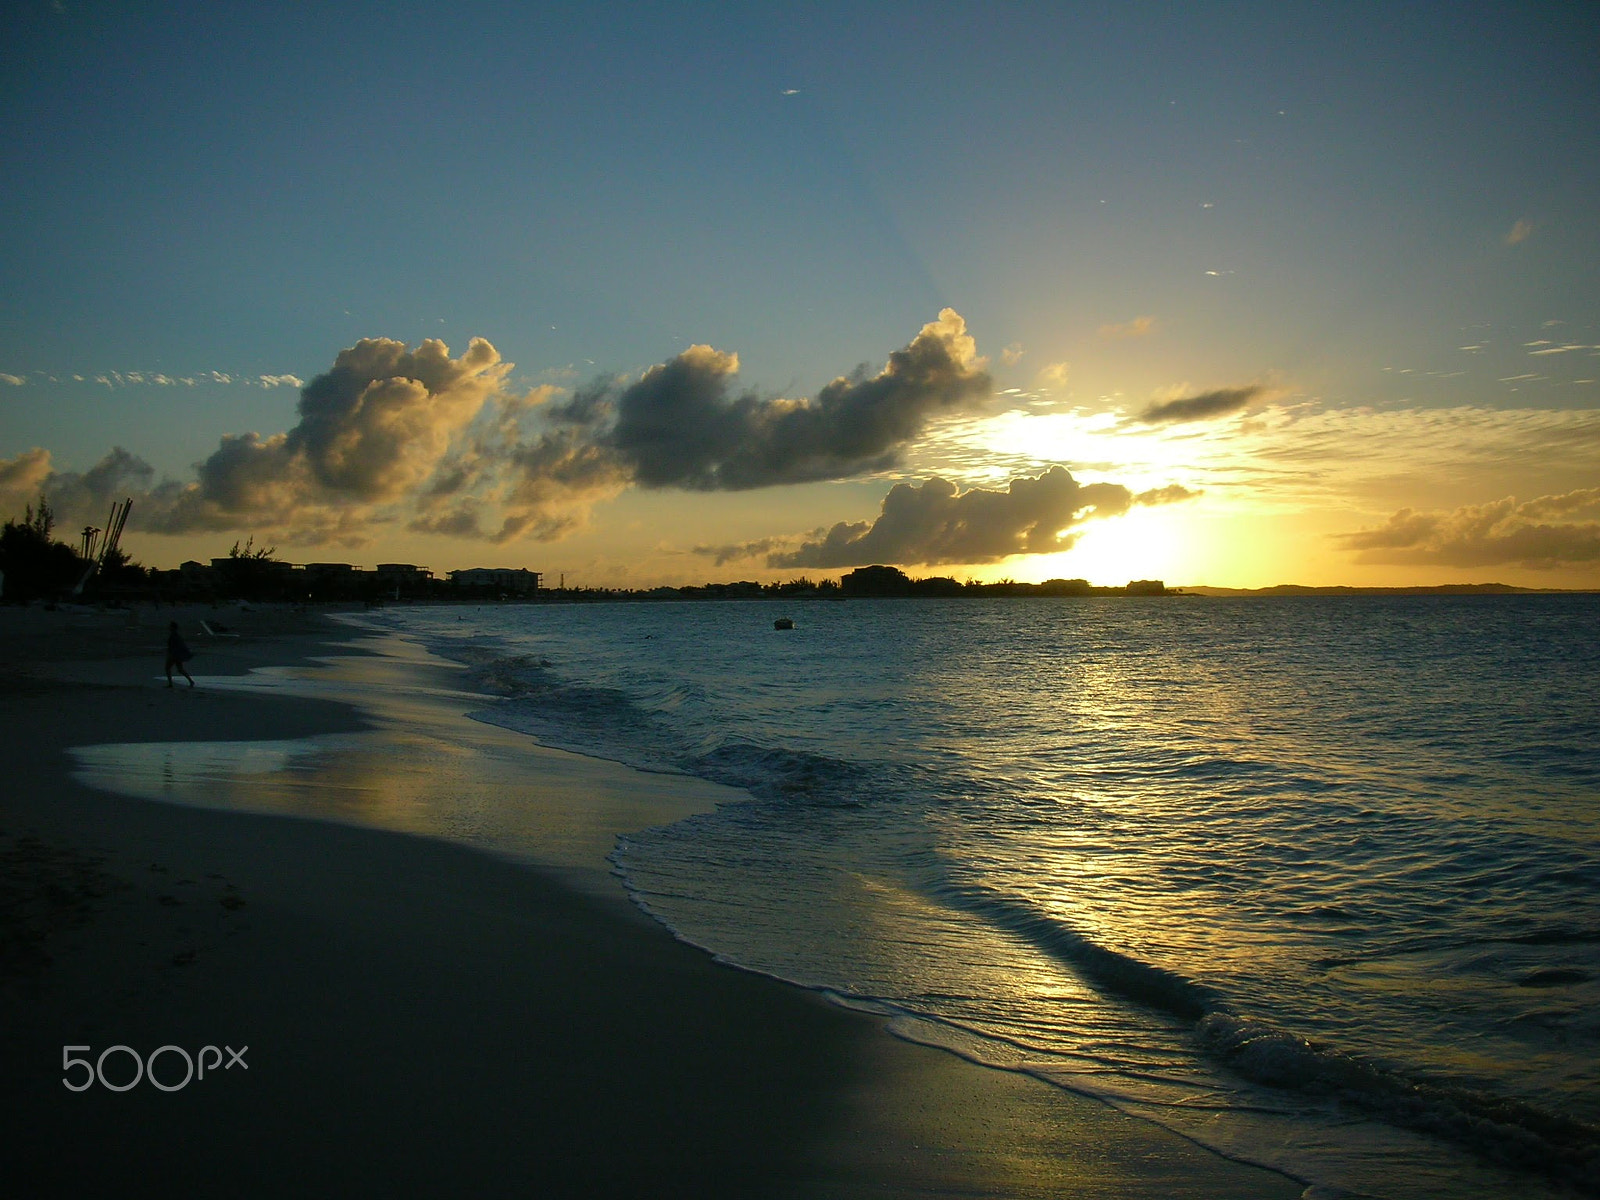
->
1001;504;1195;586
960;407;1214;483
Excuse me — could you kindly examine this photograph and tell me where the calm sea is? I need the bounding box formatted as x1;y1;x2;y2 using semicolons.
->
370;595;1598;1199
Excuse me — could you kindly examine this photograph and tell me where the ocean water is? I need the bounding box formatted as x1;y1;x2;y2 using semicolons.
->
365;595;1599;1199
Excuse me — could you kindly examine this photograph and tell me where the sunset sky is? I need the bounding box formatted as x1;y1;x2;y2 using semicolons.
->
3;2;1597;588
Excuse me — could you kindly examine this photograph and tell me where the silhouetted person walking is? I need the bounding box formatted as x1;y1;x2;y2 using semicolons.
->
166;621;195;688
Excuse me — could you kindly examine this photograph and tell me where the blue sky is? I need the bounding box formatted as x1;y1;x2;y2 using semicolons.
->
3;2;1597;586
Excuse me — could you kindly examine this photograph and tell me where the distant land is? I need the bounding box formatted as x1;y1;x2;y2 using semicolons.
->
1180;583;1599;596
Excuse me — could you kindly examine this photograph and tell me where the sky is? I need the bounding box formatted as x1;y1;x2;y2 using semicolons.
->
2;1;1597;589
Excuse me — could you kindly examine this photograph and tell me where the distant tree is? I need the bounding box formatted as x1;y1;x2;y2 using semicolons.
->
229;536;277;561
96;544;148;589
841;565;912;596
215;536;286;600
24;498;53;540
908;575;963;597
0;497;84;603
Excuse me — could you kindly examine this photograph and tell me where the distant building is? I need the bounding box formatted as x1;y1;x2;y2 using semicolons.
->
369;569;432;598
1038;578;1092;596
1126;579;1166;596
304;562;359;583
210;555;293;577
448;567;542;593
374;563;432;586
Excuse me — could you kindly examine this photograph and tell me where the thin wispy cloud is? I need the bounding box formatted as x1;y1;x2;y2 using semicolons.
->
14;369;304;389
1505;218;1534;246
1037;362;1070;389
690;536;791;567
914;395;1600;525
1097;315;1155;339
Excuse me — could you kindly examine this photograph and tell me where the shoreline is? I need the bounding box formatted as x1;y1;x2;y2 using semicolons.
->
1;603;1303;1198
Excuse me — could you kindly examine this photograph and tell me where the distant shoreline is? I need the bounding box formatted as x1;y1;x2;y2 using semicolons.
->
1178;583;1600;596
405;581;1599;603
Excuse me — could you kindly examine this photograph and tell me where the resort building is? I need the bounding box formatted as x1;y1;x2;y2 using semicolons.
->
447;567;543;594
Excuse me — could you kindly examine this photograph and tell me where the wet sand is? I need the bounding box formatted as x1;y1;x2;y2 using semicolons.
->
0;603;1303;1198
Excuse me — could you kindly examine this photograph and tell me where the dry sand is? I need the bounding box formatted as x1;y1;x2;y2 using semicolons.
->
0;602;1303;1198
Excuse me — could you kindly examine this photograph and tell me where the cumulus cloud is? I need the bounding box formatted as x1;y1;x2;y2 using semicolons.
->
145;337;508;540
579;308;992;490
490;426;630;543
0;448;54;514
768;465;1193;568
1137;385;1264;425
44;447;156;521
1098;315;1155;339
1;445;164;539
414;310;992;542
14;313;997;550
1339;488;1600;568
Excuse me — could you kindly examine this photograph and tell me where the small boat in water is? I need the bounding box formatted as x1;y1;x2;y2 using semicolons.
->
773;617;794;630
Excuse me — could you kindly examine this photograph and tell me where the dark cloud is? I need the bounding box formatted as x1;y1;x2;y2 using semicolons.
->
690;536;792;567
1340;489;1600;568
770;466;1193;568
408;505;489;539
1135;483;1201;505
474;310;992;542
595;309;991;489
493;428;630;543
1137;385;1263;425
0;446;155;528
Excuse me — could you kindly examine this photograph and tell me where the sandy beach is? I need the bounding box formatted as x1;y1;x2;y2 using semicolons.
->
0;603;1303;1199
